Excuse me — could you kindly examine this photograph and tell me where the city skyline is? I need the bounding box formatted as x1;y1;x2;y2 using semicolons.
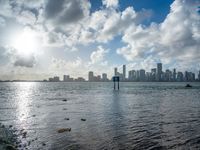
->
47;63;200;82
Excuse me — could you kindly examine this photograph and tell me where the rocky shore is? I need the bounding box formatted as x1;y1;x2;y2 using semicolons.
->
0;123;17;150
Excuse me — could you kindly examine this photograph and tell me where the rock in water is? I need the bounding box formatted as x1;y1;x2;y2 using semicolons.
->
185;84;192;88
81;119;86;121
57;128;71;133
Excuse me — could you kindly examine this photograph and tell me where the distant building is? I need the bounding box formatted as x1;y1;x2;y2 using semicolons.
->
88;71;94;81
151;68;156;81
139;69;146;81
198;71;200;81
49;76;60;82
102;73;108;81
185;71;195;82
128;70;136;81
114;67;118;76
75;77;85;82
97;75;101;81
164;69;172;82
63;75;73;82
157;63;162;81
173;68;176;81
177;72;184;82
123;65;126;80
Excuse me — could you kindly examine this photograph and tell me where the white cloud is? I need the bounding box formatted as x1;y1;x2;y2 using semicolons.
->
102;0;119;8
90;46;109;64
0;17;6;27
117;0;200;70
16;10;37;25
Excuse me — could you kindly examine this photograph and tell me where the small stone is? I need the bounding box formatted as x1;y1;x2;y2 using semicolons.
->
57;128;71;133
42;142;46;146
81;118;86;121
22;131;27;138
28;141;31;146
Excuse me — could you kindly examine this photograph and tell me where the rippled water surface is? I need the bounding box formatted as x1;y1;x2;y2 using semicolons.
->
0;82;200;149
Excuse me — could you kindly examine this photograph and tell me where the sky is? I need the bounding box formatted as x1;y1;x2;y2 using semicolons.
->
0;0;199;80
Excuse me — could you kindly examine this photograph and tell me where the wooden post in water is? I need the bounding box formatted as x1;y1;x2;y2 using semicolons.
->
113;76;120;90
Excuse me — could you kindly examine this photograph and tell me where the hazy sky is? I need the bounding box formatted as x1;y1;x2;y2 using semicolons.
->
0;0;199;80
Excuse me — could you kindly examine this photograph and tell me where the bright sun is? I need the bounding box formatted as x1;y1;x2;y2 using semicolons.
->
12;28;38;56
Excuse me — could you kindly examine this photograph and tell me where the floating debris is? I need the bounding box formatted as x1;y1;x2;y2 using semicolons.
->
42;142;46;146
185;84;192;88
64;118;69;120
57;128;71;133
62;99;67;102
81;118;86;121
32;115;36;117
22;131;27;138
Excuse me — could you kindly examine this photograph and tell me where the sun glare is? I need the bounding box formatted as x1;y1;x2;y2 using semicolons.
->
12;29;38;56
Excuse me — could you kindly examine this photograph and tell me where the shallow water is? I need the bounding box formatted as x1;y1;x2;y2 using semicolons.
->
0;82;200;149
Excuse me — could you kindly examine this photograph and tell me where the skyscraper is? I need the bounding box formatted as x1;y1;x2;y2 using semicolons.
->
102;73;108;81
157;63;162;81
198;71;200;81
173;68;176;81
88;71;94;81
139;69;146;81
114;67;118;76
123;65;126;80
151;68;156;81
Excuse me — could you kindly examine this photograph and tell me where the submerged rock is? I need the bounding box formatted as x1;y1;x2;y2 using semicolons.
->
64;118;69;120
42;142;46;146
57;128;71;133
185;84;192;88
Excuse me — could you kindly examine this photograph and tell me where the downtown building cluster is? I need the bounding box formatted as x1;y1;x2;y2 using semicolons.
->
47;63;200;82
115;63;200;82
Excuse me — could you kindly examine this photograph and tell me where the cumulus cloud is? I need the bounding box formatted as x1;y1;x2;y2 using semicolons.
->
102;0;119;8
117;0;200;70
0;17;6;27
44;0;90;25
90;46;109;64
14;55;36;68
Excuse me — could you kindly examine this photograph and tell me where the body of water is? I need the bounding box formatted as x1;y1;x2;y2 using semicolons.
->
0;82;200;149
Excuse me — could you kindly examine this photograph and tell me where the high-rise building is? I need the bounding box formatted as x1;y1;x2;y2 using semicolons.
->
173;68;176;81
177;72;183;82
164;69;172;82
198;71;200;81
63;75;73;82
88;71;94;81
139;69;146;81
49;76;59;82
114;67;118;76
157;63;162;81
151;68;156;81
102;73;108;81
123;65;126;80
